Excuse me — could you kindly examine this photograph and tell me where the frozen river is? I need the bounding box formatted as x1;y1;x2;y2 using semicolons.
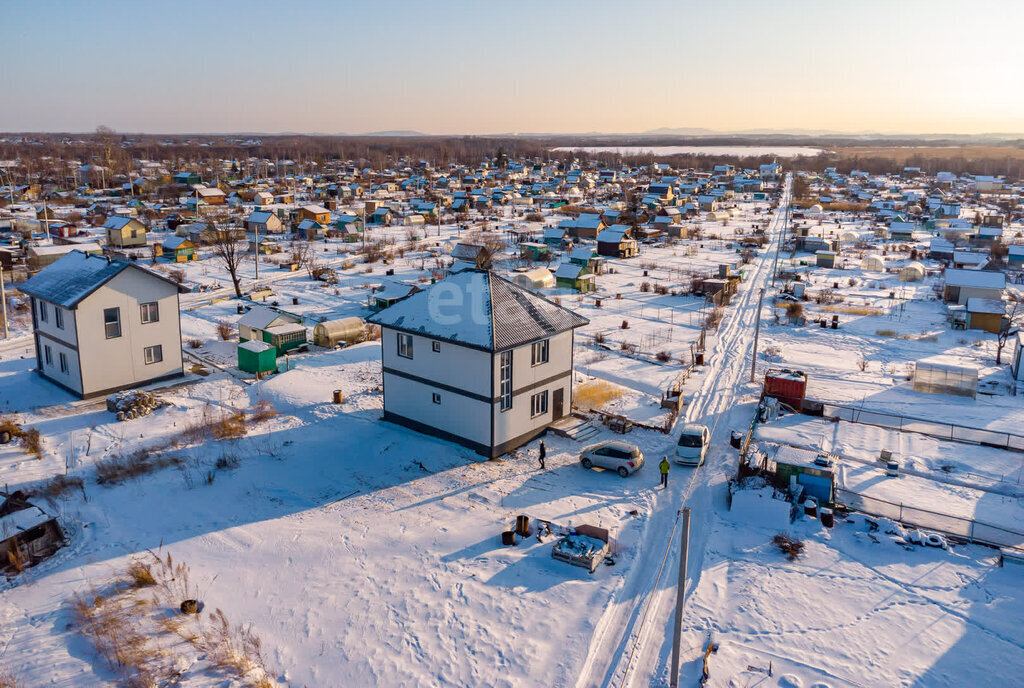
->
553;145;824;157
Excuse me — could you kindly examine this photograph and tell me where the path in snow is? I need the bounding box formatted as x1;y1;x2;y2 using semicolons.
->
573;175;793;688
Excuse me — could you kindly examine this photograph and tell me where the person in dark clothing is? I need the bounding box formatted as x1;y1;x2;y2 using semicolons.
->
538;441;547;469
659;456;670;488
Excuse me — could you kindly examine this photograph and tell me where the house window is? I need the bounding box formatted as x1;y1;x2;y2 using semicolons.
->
531;339;549;365
58;352;69;374
499;350;513;411
44;345;52;366
144;345;163;365
432;392;441;404
530;390;549;417
103;308;121;339
432;341;441;353
38;300;48;323
397;333;413;359
140;302;159;324
55;308;64;330
130;229;138;239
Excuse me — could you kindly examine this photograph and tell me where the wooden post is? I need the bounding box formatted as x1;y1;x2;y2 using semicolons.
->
669;507;691;687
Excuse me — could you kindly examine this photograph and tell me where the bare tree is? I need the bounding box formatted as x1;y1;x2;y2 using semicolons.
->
996;296;1022;365
475;245;494;271
210;229;246;298
303;243;322;280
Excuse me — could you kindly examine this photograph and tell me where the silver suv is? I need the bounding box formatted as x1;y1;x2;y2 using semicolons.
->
580;441;644;477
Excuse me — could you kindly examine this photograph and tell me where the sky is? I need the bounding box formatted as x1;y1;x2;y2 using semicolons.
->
2;0;1023;136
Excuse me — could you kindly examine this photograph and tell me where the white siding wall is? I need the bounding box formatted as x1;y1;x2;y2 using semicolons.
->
382;329;491;398
382;373;491;446
492;330;573;446
33;298;78;347
379;326;577;453
380;327;493;447
38;337;83;395
76;269;183;396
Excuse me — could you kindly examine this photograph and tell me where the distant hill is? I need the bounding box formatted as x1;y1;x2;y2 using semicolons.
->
361;130;429;137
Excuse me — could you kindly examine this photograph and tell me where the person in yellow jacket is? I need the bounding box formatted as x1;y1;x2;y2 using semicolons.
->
659;456;670;488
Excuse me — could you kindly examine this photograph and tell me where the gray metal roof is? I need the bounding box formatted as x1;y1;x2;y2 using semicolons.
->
103;216;136;230
367;269;588;351
19;250;175;308
246;210;274;223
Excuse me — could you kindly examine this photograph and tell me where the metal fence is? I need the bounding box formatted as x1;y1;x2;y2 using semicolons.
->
820;402;1024;453
835;487;1024;551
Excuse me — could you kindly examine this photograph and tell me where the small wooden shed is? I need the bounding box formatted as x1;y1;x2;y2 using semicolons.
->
161;236;197;262
237;339;277;375
1;492;64;573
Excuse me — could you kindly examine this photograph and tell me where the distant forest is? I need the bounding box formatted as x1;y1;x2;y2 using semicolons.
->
1;132;1023;181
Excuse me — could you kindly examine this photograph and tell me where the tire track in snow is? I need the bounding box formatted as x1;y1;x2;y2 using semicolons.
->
573;177;792;688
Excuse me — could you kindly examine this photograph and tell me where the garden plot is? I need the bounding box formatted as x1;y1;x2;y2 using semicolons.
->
759;247;1024;425
679;503;1024;688
571;375;672;426
835;458;1024;538
757;413;1024;486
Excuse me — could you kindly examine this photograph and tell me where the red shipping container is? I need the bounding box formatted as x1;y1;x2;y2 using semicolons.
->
763;369;807;412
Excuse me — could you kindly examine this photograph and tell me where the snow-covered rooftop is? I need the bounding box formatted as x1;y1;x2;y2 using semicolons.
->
944;268;1005;289
367;269;588;351
19;251;172;308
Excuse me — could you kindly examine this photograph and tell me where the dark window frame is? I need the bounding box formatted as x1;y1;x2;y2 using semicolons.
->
530;389;549;417
104;307;122;339
531;339;550;366
499;350;513;411
140;302;159;324
397;333;414;359
143;344;163;365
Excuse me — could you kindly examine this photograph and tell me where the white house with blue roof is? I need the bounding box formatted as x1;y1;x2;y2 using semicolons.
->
367;269;589;457
18;251;184;398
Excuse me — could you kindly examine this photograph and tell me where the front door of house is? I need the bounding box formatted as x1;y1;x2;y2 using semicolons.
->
552;388;564;419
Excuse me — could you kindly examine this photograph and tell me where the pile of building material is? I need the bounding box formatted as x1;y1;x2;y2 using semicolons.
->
106;390;165;420
551;524;611;573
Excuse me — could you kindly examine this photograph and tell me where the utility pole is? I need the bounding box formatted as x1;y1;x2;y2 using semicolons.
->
1;265;8;339
42;197;50;243
750;287;765;383
669;507;692;688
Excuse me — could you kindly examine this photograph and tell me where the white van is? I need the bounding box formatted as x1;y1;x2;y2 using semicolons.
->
675;424;710;466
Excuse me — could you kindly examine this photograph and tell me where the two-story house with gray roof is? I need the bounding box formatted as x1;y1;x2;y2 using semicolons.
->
18;251;184;398
367;269;589;457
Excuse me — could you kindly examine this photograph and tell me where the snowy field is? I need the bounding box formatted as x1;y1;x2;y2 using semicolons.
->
0;193;777;685
3;175;1024;687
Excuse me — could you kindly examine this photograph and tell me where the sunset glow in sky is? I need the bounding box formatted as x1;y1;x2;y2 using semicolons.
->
3;0;1023;135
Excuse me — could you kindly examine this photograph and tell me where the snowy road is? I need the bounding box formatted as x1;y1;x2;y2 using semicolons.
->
573;175;792;688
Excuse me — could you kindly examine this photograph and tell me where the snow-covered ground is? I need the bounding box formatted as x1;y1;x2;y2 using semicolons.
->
3;175;1024;687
